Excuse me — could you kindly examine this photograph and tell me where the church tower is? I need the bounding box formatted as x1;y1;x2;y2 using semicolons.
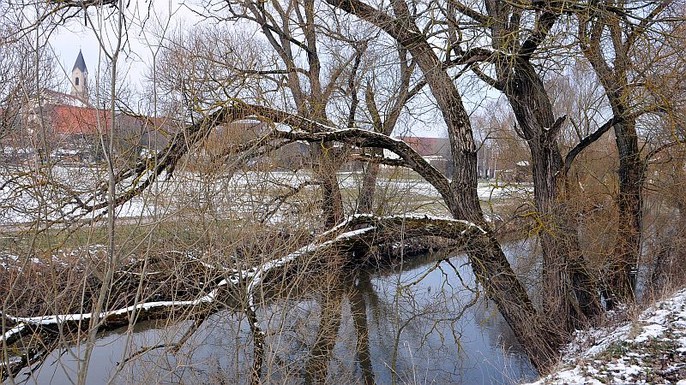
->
71;50;88;101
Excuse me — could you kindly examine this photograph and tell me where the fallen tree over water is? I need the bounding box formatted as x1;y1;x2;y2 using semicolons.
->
0;214;485;382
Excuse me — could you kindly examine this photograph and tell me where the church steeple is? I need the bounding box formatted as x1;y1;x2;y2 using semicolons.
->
71;50;88;101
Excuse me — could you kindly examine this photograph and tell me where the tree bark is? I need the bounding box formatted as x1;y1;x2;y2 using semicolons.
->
358;154;380;214
314;146;345;227
577;3;655;306
609;118;643;304
505;63;601;329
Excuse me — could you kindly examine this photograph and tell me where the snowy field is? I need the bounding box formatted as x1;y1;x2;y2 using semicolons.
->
525;289;686;384
0;165;532;226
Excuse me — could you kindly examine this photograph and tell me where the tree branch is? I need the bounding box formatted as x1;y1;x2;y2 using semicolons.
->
69;101;455;226
472;66;502;91
518;10;559;60
646;138;686;162
448;1;490;24
564;117;618;175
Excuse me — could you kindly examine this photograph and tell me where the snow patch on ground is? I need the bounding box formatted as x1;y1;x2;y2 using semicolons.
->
524;288;686;384
0;165;533;227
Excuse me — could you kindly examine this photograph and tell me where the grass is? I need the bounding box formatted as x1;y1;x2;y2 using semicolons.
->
0;166;533;259
0;217;246;258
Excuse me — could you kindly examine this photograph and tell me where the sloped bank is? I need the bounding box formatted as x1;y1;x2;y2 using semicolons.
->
525;289;686;385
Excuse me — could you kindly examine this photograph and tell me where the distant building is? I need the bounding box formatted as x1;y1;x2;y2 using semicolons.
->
398;136;452;175
70;50;89;102
5;51;172;164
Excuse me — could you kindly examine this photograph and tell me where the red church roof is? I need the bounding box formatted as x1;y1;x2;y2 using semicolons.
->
50;105;111;135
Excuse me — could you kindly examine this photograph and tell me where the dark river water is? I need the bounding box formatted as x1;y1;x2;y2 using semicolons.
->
11;243;539;384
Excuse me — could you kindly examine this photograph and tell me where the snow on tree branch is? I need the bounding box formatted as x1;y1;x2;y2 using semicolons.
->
1;214;484;336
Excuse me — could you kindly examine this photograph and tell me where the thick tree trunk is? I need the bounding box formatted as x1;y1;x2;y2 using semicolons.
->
608;119;643;305
530;140;601;329
408;30;566;370
310;127;344;227
319;155;345;227
357;149;381;214
504;62;602;328
482;1;603;328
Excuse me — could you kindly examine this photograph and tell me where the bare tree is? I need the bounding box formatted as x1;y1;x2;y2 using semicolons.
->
210;0;374;227
440;1;603;329
3;0;686;382
577;0;682;306
356;41;425;214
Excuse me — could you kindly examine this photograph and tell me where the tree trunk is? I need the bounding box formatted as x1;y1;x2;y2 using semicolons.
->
408;28;566;367
467;232;564;369
504;62;602;329
576;2;655;307
357;150;380;214
309;113;344;227
318;151;345;227
608;118;643;305
481;1;603;327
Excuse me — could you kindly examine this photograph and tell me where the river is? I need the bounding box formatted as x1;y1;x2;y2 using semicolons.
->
10;242;539;384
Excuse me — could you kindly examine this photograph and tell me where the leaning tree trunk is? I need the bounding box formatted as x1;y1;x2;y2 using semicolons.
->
404;25;562;370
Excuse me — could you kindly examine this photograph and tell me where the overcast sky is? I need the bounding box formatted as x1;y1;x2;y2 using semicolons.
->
45;0;449;137
48;0;197;94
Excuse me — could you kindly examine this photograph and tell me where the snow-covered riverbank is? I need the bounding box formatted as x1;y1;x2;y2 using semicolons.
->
525;289;686;384
0;165;532;226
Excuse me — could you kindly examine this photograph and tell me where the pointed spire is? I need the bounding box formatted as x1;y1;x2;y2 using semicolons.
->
72;50;87;73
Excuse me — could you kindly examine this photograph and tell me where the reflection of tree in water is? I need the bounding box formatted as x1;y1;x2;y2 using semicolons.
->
366;258;481;383
2;248;533;384
295;249;533;384
360;248;535;384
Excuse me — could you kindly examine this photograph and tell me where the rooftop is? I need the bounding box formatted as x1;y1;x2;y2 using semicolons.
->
72;50;87;73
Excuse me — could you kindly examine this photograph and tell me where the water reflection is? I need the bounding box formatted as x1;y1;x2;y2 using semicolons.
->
10;250;537;384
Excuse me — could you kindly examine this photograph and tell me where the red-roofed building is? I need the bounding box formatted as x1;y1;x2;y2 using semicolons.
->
50;105;111;136
397;136;452;175
4;51;174;164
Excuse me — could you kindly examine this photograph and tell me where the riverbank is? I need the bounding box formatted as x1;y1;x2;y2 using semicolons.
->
524;288;686;384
